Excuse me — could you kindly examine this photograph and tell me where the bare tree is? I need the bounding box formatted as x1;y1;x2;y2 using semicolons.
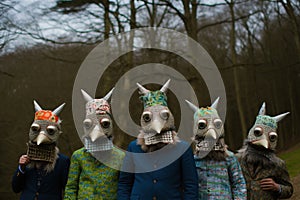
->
278;0;300;61
0;1;19;51
224;0;249;136
158;0;198;40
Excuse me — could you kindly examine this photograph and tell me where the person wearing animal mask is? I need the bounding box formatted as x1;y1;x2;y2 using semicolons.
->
237;103;293;199
64;88;124;200
186;98;247;200
118;79;198;200
12;101;70;200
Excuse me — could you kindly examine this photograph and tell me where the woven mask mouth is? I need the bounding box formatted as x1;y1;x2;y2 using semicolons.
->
27;142;57;162
195;140;225;152
84;136;113;152
144;130;175;145
194;133;225;151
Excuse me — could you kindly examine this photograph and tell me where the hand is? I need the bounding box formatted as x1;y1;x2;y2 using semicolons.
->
260;178;280;192
19;155;30;170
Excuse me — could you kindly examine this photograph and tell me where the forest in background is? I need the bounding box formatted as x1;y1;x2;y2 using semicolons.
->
0;0;299;199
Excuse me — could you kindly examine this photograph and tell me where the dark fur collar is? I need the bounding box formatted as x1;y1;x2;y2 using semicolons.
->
240;142;282;169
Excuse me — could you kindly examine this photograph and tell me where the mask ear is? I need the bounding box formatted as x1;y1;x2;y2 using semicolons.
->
136;82;150;95
258;102;266;115
103;87;114;101
52;103;66;116
273;112;290;122
81;89;93;102
33;100;42;112
185;100;199;113
210;97;220;110
160;79;171;93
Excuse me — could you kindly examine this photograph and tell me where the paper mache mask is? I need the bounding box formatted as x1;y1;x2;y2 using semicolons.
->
137;79;176;146
186;97;226;152
81;88;114;152
28;100;65;162
247;102;289;150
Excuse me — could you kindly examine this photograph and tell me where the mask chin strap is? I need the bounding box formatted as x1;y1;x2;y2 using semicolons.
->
27;142;57;162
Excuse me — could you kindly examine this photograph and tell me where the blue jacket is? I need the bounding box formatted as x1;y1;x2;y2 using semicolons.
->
117;140;198;200
12;153;70;200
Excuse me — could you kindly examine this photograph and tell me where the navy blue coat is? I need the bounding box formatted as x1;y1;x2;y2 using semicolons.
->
12;153;70;200
117;140;198;200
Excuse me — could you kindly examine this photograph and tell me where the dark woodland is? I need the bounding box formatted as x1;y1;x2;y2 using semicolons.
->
0;0;299;199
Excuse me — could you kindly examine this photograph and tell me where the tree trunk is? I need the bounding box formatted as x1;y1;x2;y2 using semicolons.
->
279;0;300;62
103;0;110;39
227;0;247;135
182;0;198;40
130;0;136;29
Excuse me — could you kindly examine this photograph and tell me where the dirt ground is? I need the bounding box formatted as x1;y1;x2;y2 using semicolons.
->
290;174;300;200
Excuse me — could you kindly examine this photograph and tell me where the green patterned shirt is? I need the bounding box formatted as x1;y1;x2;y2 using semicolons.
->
64;147;124;200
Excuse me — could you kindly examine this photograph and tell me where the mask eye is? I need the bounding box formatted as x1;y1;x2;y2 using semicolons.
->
83;119;93;129
100;118;111;129
269;132;278;142
31;123;40;132
47;125;57;135
160;110;169;120
213;119;223;129
198;119;207;130
142;111;152;123
254;127;263;137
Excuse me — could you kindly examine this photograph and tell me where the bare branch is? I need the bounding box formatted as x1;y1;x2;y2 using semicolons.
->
0;69;14;77
197;10;261;32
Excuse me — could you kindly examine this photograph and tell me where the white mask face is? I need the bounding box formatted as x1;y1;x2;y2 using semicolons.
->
247;102;289;150
81;89;114;151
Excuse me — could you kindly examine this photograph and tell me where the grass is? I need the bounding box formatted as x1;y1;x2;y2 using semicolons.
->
279;147;300;178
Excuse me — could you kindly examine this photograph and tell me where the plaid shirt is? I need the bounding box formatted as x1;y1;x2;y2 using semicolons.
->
195;151;247;200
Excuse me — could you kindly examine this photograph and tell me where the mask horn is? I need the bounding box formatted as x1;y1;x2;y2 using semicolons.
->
33;100;42;112
259;102;266;115
136;82;150;95
52;103;66;116
103;87;114;101
185;100;199;113
160;79;171;93
81;89;93;102
210;97;220;109
273;112;290;122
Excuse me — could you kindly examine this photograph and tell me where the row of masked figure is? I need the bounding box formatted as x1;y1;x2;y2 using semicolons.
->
12;79;293;200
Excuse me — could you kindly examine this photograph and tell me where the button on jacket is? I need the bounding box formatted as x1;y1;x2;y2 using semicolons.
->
117;140;198;200
12;153;70;200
